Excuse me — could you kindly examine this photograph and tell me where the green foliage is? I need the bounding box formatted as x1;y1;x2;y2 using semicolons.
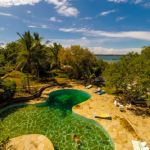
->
7;31;50;92
1;79;17;97
49;43;62;69
20;77;27;90
147;95;150;103
58;73;69;78
97;59;109;75
0;66;14;74
103;50;150;102
0;54;6;66
59;45;97;79
4;42;21;60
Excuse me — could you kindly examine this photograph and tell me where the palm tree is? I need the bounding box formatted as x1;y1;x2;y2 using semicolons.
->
49;43;62;72
32;32;50;82
8;31;50;93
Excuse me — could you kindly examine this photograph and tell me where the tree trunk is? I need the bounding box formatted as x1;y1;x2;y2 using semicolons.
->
27;62;30;93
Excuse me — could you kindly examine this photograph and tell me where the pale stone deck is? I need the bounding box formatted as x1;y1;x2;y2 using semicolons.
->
7;134;54;150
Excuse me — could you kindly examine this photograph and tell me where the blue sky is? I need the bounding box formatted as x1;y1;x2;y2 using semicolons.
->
0;0;150;54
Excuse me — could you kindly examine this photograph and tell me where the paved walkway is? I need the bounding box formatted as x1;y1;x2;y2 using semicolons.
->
7;134;54;150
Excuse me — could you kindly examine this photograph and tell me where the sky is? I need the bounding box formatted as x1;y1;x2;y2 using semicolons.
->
0;0;150;54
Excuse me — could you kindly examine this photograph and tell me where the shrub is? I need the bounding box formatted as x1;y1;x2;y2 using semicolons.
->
58;73;69;78
1;79;17;98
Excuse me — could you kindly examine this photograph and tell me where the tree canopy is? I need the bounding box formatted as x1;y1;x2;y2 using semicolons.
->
103;51;150;103
58;45;98;79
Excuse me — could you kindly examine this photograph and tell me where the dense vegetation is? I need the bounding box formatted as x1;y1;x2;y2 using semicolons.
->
1;30;150;105
104;46;150;103
0;31;107;103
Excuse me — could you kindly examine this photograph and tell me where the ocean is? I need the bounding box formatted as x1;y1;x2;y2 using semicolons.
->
96;55;121;63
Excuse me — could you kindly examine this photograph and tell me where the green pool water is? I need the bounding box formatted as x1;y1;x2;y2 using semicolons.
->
0;89;115;150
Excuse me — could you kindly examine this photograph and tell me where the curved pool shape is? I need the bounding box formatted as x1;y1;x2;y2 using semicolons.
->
0;89;115;150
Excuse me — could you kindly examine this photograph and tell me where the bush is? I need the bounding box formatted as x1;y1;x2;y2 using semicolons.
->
58;73;69;78
0;67;14;75
1;79;17;98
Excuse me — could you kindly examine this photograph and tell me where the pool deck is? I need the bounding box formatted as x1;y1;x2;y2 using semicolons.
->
6;134;54;150
5;83;150;150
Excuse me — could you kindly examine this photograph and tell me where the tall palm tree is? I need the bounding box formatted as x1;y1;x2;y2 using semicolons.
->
32;32;50;82
8;31;49;93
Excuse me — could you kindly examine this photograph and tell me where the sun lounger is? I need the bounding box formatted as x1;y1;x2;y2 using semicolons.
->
97;90;105;95
86;85;92;89
95;113;111;119
132;140;149;150
93;87;101;93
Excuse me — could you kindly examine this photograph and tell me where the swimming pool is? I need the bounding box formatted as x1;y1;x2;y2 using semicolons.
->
0;89;115;150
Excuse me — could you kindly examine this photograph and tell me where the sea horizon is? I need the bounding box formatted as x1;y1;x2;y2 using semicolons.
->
95;55;121;63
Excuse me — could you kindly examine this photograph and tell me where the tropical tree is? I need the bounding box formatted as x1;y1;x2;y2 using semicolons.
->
8;31;49;93
31;32;50;82
58;45;97;79
3;42;21;60
49;43;62;71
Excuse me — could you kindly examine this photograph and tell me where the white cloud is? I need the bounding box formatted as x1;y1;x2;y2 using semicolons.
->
28;26;37;28
142;2;150;8
50;17;56;21
81;17;92;20
44;37;142;54
89;47;141;54
45;0;67;7
116;16;126;21
0;0;41;7
41;25;48;28
0;45;6;48
57;5;79;17
107;0;128;3
57;19;62;22
27;10;31;13
23;20;30;23
59;28;150;41
0;12;18;18
60;28;86;32
50;17;62;22
0;27;4;30
45;0;79;17
134;0;142;4
85;17;92;20
100;10;116;16
46;37;109;47
45;37;142;54
0;12;12;16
